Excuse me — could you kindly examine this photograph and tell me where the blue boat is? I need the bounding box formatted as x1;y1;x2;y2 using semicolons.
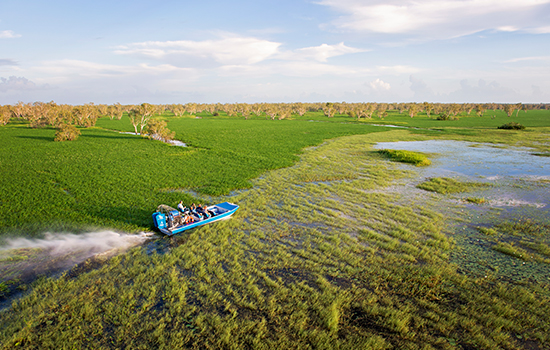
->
152;202;239;236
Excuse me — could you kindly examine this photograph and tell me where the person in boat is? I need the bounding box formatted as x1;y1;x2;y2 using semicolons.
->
196;204;209;219
191;203;204;219
197;204;211;219
203;204;215;218
177;201;185;213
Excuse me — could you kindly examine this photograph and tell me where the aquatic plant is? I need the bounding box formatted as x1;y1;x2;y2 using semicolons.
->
417;177;489;194
466;197;487;204
378;149;431;166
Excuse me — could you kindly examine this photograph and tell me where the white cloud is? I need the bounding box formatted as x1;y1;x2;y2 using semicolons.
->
115;36;281;66
291;42;366;62
0;30;21;39
317;0;550;40
369;78;391;91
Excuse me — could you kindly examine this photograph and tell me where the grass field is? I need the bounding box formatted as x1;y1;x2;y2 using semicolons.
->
0;110;549;349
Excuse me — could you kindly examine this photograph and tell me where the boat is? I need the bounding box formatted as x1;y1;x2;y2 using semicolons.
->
152;202;239;236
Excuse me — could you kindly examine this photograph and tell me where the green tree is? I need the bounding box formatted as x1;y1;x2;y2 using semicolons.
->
147;119;175;142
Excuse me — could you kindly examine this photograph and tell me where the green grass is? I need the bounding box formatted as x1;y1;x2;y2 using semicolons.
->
378;149;431;166
0;110;549;349
0;118;386;235
417;177;490;194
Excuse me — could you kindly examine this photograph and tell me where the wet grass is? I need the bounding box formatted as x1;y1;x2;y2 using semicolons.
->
466;197;487;204
417;177;490;194
378;149;431;166
0;131;549;349
1;111;549;348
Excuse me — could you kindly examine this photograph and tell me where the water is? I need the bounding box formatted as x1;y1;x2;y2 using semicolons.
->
374;140;550;283
373;140;549;178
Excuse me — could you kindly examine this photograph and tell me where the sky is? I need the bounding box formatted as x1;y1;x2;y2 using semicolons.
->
1;0;549;104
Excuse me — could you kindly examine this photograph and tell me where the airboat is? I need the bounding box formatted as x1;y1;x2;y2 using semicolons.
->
152;202;239;236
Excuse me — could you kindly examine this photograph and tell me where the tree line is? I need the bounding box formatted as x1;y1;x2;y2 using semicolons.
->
1;101;547;129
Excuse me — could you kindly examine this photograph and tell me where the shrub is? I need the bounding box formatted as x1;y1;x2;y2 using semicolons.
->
498;122;525;130
379;149;431;166
146;119;176;142
54;123;81;142
436;114;458;121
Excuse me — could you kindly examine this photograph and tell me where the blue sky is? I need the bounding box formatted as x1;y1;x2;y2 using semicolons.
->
1;0;549;104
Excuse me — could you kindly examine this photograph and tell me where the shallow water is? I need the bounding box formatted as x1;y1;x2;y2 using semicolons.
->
374;140;549;178
374;140;550;283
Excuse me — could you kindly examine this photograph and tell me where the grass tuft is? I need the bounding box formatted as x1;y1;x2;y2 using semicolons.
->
378;149;431;166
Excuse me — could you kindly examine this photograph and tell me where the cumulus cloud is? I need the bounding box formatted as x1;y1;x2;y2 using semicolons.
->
317;0;550;40
369;78;391;91
0;76;40;92
0;30;21;38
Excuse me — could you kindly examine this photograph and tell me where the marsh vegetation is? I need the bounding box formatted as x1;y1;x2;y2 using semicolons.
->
0;106;549;349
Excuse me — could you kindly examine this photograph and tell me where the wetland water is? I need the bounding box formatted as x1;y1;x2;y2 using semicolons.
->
374;140;550;283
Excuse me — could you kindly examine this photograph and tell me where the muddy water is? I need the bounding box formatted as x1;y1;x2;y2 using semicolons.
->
374;140;550;283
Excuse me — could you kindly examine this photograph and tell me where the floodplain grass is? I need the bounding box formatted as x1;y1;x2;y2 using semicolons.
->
0;118;386;235
0;110;549;349
378;149;431;166
416;177;491;194
1;129;549;349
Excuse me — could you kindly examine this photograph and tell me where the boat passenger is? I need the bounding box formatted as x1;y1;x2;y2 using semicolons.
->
196;204;210;218
191;204;204;219
203;205;213;218
177;201;185;213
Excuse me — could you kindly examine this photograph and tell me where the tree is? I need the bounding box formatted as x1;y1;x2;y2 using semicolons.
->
147;119;175;142
54;123;81;142
475;104;486;117
293;103;307;117
136;103;157;134
377;104;388;119
503;104;516;117
0;105;11;125
127;107;141;134
72;103;98;127
322;103;335;118
107;103;125;120
423;102;433;118
408;103;419;118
